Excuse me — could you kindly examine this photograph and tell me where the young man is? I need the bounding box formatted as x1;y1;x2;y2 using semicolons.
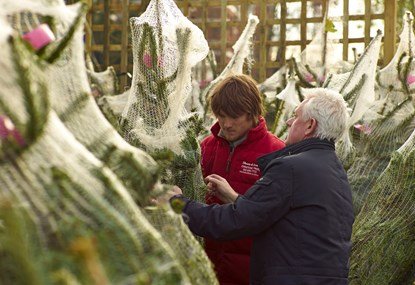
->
168;88;354;285
200;74;285;285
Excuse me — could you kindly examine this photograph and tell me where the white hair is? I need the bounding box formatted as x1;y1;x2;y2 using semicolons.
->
301;88;349;142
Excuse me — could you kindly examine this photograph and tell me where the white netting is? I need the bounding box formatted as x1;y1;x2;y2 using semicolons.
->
97;89;130;130
1;0;218;284
258;65;287;98
200;14;259;121
327;30;382;128
322;31;383;159
345;13;415;283
119;0;210;202
6;0;160;205
264;76;302;138
345;15;415;214
0;19;190;283
184;79;204;117
87;66;119;97
349;127;415;284
262;16;354;140
293;14;353;87
377;11;415;91
116;1;217;283
121;0;208;154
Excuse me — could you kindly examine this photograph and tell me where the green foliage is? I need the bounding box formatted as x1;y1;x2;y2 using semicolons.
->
45;3;88;64
99;144;160;206
60;92;90;122
291;58;315;88
0;198;50;285
122;22;178;130
148;113;207;202
343;74;366;108
325;19;337;33
350;150;415;285
0;36;50;159
46;166;186;284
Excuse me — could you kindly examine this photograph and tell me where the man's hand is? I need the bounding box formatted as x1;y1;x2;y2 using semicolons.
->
205;174;239;203
151;185;183;205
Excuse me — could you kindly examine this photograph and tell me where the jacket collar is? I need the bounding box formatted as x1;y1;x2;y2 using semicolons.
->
211;116;268;145
257;138;335;171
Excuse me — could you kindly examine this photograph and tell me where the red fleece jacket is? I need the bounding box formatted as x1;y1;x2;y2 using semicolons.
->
200;117;285;285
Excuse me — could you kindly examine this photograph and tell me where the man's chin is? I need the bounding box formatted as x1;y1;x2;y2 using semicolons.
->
225;136;237;142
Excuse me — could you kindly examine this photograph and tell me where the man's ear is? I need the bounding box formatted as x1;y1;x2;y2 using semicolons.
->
305;118;317;136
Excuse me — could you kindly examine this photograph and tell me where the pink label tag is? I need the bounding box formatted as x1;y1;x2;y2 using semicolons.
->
406;74;415;85
22;24;56;50
0;115;26;147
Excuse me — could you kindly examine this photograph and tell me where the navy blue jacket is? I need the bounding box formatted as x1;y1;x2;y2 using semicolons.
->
182;138;354;285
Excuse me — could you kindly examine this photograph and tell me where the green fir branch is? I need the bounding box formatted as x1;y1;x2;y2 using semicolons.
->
341;30;382;95
322;73;333;88
291;58;314;88
206;50;218;79
60;93;90;122
305;64;320;85
378;93;390;116
0;198;48;285
343;74;367;107
276;124;288;138
270;98;285;134
11;37;50;144
44;2;88;64
35;15;56;58
134;22;177;128
378;97;413;126
295;81;304;102
398;54;413;96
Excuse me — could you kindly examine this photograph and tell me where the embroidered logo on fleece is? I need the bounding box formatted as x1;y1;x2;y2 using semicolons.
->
240;161;260;176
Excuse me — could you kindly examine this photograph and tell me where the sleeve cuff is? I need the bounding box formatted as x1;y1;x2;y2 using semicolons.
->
169;194;190;213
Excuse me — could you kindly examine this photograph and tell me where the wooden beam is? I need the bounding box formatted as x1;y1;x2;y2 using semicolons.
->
120;0;130;91
276;0;287;67
220;0;227;67
103;0;111;67
85;0;93;53
259;0;267;81
342;0;349;61
383;0;397;66
300;0;307;51
364;0;371;46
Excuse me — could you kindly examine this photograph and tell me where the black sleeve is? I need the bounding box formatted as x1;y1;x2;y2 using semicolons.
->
183;160;293;240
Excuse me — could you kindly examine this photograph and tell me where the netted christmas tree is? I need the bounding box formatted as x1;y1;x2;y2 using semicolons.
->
87;65;119;97
292;13;347;88
344;12;415;213
261;14;354;139
120;0;209;199
200;14;259;123
0;19;190;283
262;70;301;138
6;0;159;206
323;30;382;168
349;125;415;285
118;0;218;283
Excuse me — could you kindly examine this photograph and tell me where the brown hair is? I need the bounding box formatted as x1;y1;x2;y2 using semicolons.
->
209;74;263;122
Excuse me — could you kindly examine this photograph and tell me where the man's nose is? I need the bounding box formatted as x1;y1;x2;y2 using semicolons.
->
286;117;293;126
223;118;233;128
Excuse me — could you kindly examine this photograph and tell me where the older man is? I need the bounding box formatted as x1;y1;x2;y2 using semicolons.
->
168;88;354;285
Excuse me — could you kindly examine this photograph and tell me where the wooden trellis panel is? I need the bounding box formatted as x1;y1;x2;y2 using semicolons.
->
84;0;143;89
84;0;397;90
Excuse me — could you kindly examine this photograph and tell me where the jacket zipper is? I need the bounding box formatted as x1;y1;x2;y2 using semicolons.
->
226;146;235;173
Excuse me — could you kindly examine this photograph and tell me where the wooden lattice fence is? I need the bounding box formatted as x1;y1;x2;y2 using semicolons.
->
83;0;397;91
